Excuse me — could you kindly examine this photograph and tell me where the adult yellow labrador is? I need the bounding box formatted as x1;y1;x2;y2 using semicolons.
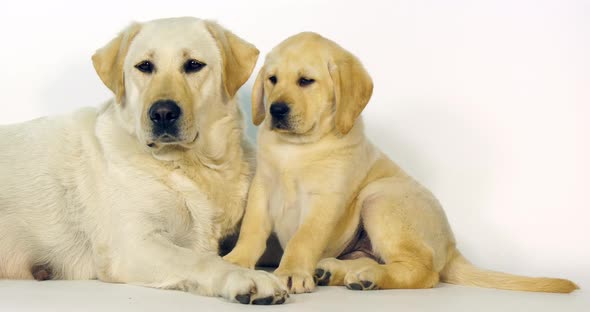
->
0;17;288;305
224;32;578;294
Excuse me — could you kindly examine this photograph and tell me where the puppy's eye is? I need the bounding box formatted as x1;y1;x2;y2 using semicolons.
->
268;76;277;85
298;77;315;87
135;60;154;74
184;59;206;73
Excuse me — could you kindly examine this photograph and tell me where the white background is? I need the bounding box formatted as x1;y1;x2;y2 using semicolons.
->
0;0;588;289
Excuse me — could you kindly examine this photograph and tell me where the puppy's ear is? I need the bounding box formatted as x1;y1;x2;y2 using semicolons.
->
206;21;260;98
251;66;266;125
92;23;142;104
328;48;373;135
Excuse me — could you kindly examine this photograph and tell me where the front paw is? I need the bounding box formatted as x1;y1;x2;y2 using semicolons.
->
223;251;255;269
274;268;316;294
222;269;289;305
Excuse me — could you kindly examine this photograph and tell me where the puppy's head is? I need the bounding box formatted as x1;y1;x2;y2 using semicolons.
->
252;32;373;139
92;17;258;150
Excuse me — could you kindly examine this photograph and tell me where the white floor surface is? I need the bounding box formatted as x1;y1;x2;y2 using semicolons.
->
0;280;587;312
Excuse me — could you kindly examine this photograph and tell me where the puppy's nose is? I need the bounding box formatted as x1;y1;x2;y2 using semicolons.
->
149;100;181;127
270;102;290;118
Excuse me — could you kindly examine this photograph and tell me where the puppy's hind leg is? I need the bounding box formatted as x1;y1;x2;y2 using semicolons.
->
340;254;439;290
315;250;427;291
354;185;440;290
315;257;380;288
326;239;439;291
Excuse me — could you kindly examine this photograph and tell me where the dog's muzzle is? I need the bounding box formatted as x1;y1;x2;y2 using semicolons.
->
270;102;290;130
149;99;182;140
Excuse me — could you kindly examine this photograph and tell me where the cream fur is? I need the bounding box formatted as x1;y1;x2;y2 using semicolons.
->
224;32;578;294
0;17;288;305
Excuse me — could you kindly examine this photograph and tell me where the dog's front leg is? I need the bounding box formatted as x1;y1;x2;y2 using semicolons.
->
113;232;288;304
274;194;345;294
224;174;272;268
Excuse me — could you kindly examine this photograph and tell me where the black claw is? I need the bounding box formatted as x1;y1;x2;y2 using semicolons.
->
317;271;331;286
313;275;318;284
287;276;293;290
315;269;325;278
347;283;363;290
252;296;274;305
235;294;251;304
275;297;286;304
361;280;373;289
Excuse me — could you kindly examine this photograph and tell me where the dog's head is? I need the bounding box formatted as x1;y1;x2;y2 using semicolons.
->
252;32;373;140
92;17;259;150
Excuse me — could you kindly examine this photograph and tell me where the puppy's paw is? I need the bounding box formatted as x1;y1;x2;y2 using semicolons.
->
314;268;331;286
274;268;315;294
315;258;347;286
223;251;255;269
222;269;289;304
344;268;381;291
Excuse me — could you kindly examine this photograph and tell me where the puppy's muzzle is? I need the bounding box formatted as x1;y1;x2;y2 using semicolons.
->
149;99;182;141
270;102;290;130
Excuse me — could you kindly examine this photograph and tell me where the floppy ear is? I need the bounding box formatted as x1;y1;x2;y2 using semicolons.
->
205;21;260;98
329;49;373;135
92;23;142;104
251;66;266;125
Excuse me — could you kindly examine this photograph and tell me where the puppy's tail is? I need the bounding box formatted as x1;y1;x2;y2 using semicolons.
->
440;249;578;293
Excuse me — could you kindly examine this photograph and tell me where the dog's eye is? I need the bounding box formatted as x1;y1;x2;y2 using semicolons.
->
269;76;277;85
135;61;154;74
184;59;206;73
298;77;315;87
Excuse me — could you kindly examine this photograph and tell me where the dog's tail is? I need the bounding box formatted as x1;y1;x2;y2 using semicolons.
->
440;249;578;293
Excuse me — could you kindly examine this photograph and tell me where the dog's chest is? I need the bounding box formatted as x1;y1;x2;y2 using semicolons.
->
167;162;248;241
263;151;316;249
268;177;310;248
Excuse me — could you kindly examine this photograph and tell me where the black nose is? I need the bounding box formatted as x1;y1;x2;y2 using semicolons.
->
149;100;181;126
270;102;290;118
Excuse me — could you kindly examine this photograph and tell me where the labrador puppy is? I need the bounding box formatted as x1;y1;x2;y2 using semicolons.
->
0;17;288;305
223;32;578;294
